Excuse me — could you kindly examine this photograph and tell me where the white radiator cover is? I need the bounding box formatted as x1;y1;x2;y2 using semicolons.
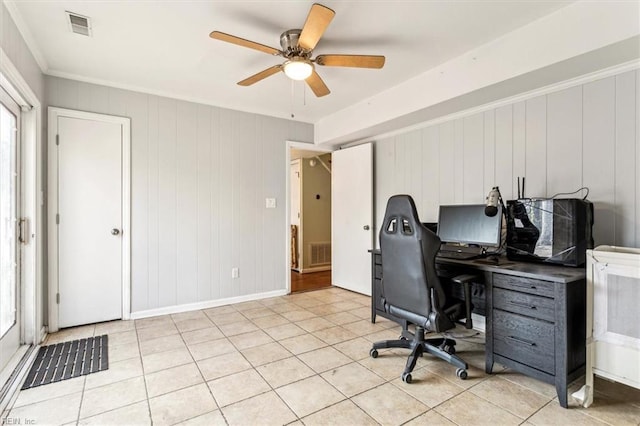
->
573;245;640;408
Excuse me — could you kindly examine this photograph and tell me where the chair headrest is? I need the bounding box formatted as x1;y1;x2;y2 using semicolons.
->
384;195;420;224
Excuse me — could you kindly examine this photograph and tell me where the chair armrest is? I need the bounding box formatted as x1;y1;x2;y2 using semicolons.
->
451;274;478;285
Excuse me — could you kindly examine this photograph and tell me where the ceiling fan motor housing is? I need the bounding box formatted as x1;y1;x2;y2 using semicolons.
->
280;29;308;57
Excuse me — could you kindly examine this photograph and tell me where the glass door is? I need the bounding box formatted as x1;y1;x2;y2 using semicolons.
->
0;86;20;372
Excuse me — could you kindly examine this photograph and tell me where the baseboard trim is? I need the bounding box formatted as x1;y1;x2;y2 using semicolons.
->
130;289;289;320
299;266;332;274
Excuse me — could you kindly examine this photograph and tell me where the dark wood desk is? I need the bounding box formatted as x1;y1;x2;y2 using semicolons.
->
370;250;586;408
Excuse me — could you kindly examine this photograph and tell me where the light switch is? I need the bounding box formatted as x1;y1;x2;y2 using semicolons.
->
265;198;277;208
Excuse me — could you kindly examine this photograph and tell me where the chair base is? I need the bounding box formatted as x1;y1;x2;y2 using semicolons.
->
370;326;468;383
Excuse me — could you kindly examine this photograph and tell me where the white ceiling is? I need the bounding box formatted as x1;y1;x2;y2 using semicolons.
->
11;0;573;123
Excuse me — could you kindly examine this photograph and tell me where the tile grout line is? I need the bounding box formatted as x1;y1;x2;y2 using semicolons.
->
170;312;229;425
73;374;88;425
73;324;97;425
465;376;552;423
289;324;411;422
237;298;327;424
134;319;155;426
204;293;376;423
497;374;560;400
219;299;302;424
522;398;554;425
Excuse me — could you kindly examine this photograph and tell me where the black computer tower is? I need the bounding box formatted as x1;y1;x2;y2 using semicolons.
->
506;198;594;267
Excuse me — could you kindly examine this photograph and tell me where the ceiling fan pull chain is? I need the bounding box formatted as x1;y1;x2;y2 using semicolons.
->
290;79;295;118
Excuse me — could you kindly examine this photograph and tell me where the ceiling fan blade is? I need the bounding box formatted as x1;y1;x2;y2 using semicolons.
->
238;65;282;86
210;31;281;56
298;4;335;52
315;55;385;69
305;70;330;97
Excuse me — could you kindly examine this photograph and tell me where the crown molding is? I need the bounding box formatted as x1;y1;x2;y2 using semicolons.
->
45;68;312;123
3;0;49;72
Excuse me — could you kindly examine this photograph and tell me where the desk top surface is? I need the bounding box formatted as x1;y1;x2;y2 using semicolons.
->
370;249;586;283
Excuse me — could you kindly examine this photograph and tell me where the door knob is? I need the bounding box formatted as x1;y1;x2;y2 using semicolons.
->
363;225;370;230
111;228;120;236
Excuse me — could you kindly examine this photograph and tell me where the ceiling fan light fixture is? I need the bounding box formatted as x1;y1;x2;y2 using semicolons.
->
283;58;313;81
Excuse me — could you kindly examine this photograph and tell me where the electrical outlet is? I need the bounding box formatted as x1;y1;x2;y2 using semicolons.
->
231;267;239;279
265;198;276;209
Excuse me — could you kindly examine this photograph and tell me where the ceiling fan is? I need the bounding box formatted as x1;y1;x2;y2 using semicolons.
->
209;3;385;97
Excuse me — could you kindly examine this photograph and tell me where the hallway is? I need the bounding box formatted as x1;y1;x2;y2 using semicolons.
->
291;270;331;293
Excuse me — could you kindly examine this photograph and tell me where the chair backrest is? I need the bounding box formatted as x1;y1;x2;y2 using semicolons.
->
379;195;446;326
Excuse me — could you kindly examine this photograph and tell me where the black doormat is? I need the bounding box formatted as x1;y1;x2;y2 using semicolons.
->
21;335;109;390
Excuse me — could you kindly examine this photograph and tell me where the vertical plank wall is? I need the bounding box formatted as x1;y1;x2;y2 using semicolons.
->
0;2;45;101
46;76;313;314
375;69;640;249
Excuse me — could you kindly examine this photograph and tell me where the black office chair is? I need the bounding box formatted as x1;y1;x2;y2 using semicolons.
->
370;195;469;383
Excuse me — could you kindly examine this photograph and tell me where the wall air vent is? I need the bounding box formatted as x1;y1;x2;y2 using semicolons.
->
66;11;92;37
309;242;331;267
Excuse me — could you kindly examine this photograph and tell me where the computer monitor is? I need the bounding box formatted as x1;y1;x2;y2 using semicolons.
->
437;204;502;247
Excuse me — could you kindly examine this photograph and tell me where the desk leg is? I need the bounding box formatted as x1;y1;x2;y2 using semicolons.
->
485;356;494;374
371;285;377;324
556;379;568;408
485;274;494;374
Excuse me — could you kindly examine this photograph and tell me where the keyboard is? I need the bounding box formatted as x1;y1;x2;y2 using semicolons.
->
437;250;482;260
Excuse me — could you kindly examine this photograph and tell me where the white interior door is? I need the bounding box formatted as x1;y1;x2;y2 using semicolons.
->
0;88;21;370
56;115;123;328
332;143;373;295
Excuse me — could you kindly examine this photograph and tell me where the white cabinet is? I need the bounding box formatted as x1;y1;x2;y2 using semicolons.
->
573;246;640;407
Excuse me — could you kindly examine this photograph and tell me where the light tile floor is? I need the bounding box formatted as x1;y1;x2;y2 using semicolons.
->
3;287;640;425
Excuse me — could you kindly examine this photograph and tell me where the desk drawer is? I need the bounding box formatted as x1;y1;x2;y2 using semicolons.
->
493;310;554;374
494;288;554;322
493;274;554;298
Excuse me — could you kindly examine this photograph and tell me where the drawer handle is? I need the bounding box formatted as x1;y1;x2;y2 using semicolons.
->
506;335;537;347
509;300;537;310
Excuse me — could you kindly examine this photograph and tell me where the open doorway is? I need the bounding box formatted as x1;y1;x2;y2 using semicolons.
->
289;146;332;293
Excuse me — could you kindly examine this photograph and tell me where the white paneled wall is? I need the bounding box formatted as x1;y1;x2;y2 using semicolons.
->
375;69;640;249
0;2;45;102
46;76;313;314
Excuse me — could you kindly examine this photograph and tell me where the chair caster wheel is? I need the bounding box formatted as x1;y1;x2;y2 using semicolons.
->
443;344;456;355
402;373;412;383
369;349;378;358
456;368;468;380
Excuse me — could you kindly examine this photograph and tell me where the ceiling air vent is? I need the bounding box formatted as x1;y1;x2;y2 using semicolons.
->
66;11;92;37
